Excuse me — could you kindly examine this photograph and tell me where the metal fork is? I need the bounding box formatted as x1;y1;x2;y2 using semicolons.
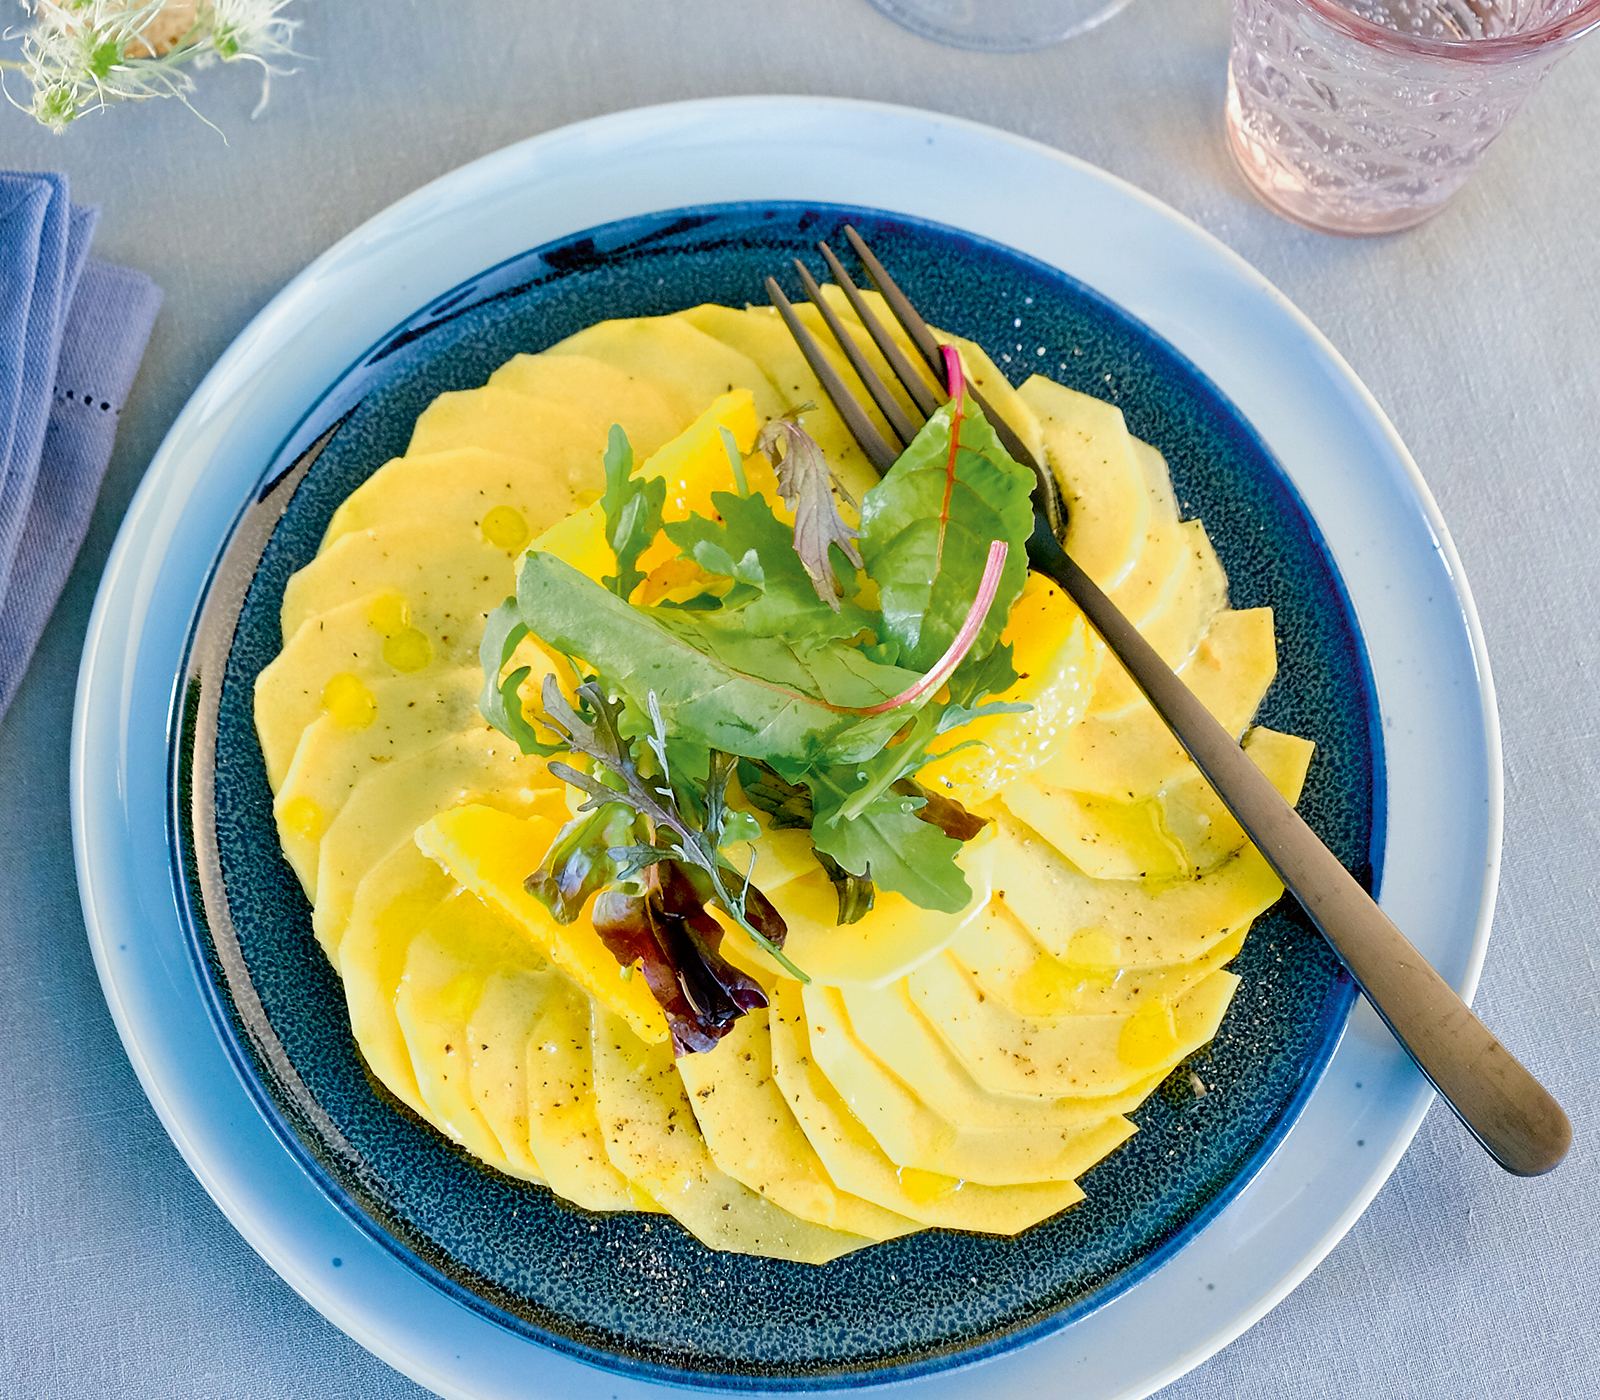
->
767;226;1569;1178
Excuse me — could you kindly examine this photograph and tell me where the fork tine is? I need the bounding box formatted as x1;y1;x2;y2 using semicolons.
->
765;277;898;475
817;241;943;420
791;258;919;449
843;225;1050;488
843;225;946;383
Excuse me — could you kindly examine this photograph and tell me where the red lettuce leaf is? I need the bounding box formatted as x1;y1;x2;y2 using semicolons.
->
591;861;770;1056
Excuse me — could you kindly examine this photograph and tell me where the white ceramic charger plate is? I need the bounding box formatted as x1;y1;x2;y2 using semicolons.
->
72;96;1498;1400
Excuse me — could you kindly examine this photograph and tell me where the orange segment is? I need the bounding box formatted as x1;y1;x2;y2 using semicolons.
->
413;803;669;1044
920;572;1102;804
528;390;761;591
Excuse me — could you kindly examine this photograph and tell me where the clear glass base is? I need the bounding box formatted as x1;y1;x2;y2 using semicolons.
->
864;0;1139;52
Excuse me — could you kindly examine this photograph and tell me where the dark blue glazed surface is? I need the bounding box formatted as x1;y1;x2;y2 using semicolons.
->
171;203;1381;1387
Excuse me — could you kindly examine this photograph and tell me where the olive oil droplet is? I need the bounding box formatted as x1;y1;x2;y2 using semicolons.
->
279;795;323;840
480;505;531;552
321;672;377;729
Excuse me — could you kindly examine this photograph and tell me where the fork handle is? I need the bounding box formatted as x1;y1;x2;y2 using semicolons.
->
1026;517;1571;1177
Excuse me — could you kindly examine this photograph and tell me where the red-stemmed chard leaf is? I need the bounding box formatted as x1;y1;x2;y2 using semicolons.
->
856;347;1035;674
851;539;1008;715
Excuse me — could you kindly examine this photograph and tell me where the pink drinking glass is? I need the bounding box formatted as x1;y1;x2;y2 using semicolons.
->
1226;0;1600;234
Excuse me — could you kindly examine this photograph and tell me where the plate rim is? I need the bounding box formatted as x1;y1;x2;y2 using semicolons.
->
71;94;1501;1400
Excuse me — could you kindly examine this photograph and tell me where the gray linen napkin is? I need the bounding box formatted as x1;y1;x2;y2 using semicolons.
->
0;172;161;722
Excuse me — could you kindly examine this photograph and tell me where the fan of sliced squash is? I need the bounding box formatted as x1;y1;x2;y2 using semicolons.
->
254;292;1313;1263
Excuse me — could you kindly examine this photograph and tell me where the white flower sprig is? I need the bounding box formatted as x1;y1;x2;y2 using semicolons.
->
2;0;301;133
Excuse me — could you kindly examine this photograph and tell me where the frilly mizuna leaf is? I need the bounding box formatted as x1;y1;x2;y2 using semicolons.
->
664;489;872;644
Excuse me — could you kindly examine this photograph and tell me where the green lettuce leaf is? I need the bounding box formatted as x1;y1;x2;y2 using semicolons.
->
509;549;919;768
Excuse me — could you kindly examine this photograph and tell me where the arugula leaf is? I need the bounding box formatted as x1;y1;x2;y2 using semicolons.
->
757;410;864;612
478;598;562;756
805;763;971;913
792;676;1014;912
803;687;1025;830
857;399;1035;672
739;755;985;921
599;424;666;601
737;758;876;925
664;490;872;643
511;550;918;767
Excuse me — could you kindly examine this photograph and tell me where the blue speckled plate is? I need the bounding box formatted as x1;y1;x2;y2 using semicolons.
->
76;98;1498;1400
171;201;1376;1386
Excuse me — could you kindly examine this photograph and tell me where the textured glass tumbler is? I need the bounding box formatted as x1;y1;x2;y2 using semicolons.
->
1226;0;1600;234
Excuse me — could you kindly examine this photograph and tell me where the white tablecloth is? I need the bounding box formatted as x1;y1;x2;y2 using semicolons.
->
1;2;1594;1396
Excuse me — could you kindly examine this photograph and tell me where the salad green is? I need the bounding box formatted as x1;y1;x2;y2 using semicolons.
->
480;362;1038;1048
